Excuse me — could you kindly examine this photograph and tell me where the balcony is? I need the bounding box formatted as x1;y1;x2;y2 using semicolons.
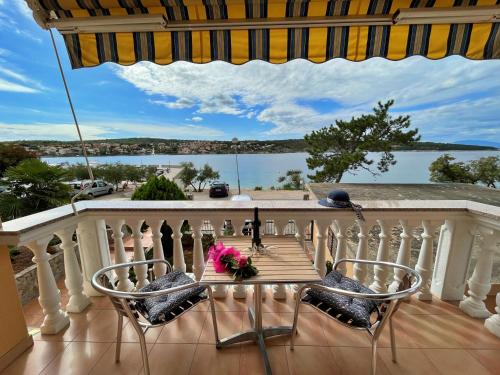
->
1;199;499;374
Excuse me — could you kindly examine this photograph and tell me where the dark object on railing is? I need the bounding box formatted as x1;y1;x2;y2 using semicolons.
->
252;206;261;248
319;189;365;221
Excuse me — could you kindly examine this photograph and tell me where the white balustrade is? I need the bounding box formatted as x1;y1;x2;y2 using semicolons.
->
150;219;166;277
415;220;436;301
353;219;370;283
388;219;414;293
26;236;69;334
460;227;498;318
370;220;395;292
292;218;310;298
171;218;186;272
272;218;288;299
485;292;500;338
211;217;228;298
55;226;90;313
314;219;331;278
130;219;149;289
192;220;205;281
109;219;134;292
333;220;349;275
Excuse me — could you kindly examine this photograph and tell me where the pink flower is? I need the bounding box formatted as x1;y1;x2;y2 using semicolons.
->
219;247;241;260
208;241;225;261
238;255;248;268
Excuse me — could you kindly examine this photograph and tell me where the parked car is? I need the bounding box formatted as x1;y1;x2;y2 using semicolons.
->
68;179;114;198
209;181;229;198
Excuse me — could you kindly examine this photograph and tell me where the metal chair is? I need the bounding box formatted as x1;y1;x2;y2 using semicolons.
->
91;259;220;375
291;259;422;375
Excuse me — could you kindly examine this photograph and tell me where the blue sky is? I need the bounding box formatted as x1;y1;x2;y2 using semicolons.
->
0;1;499;144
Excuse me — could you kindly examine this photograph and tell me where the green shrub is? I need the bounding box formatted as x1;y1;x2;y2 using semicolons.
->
254;186;262;191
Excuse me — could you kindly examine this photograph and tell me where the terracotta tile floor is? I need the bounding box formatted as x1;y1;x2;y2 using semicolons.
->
5;284;500;375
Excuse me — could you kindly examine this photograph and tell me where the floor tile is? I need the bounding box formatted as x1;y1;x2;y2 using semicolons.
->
73;310;122;343
398;296;461;315
467;349;500;374
33;309;100;342
189;344;240;375
156;311;207;344
2;341;69;375
378;348;439;375
281;312;329;346
240;344;289;375
120;321;163;344
40;341;112;375
422;348;491;375
330;347;391;375
286;346;339;375
140;343;196;375
199;311;244;344
89;343;153;375
322;317;371;347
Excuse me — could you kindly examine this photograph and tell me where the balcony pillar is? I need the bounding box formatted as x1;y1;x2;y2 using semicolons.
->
172;219;186;272
110;220;134;292
272;218;288;300
27;236;69;334
460;227;498;318
192;221;205;281
314;220;330;278
370;220;393;293
76;219;112;297
292;218;309;298
150;219;166;277
415;220;435;301
485;293;500;338
211;218;228;298
431;218;476;300
55;226;90;313
389;220;414;293
131;219;149;289
353;219;370;284
333;220;348;276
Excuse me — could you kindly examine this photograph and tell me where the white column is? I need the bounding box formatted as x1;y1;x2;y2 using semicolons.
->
314;220;330;278
272;218;288;300
150;219;166;277
333;220;348;275
388;220;413;293
370;219;392;293
110;220;134;292
76;219;112;297
292;218;309;298
460;228;498;318
27;236;69;334
172;219;186;272
131;219;149;289
211;218;228;298
192;220;205;281
431;218;477;300
415;220;435;301
55;227;90;313
353;219;370;284
485;293;500;338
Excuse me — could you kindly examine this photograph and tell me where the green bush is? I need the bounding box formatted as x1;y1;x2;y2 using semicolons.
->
254;186;262;191
326;260;333;275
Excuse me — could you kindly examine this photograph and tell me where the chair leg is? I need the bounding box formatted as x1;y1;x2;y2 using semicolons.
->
139;333;150;375
208;287;220;345
290;288;303;350
389;317;397;363
371;338;378;375
115;313;123;363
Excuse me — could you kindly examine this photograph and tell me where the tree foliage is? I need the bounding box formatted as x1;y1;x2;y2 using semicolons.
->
429;154;499;188
178;162;220;192
278;169;303;190
304;100;420;183
0;144;36;176
0;159;70;220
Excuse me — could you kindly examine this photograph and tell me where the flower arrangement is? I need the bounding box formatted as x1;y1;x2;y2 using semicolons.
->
208;242;258;281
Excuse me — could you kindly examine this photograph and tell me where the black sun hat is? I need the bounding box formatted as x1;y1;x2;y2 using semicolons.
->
319;189;365;221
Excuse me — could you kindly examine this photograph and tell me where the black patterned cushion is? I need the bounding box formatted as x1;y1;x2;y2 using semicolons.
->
134;270;206;324
303;270;378;328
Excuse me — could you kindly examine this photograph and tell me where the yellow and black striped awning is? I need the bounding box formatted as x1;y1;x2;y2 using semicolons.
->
31;0;499;68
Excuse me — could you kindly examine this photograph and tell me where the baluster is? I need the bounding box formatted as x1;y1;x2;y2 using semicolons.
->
172;219;186;272
460;227;498;318
131;219;149;289
150;219;166;277
55;227;90;313
485;293;500;338
353;219;369;283
388;219;413;293
292;218;309;298
110;220;134;292
272;218;288;300
192;220;205;281
370;219;393;293
27;236;69;334
314;219;330;278
211;218;228;298
415;220;435;301
333;220;349;275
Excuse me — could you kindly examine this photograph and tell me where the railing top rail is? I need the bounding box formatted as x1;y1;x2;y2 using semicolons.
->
0;199;498;244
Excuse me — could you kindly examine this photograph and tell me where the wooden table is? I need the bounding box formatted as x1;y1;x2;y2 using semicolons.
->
200;237;322;375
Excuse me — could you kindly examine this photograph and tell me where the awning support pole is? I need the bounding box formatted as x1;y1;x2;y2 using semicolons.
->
49;29;94;215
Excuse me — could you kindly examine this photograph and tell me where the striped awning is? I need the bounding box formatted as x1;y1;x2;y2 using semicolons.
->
29;0;499;69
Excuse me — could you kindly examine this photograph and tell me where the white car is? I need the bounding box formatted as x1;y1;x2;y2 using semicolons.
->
69;180;114;198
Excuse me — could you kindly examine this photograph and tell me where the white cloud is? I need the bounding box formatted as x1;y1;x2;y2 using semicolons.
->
115;57;500;139
191;116;203;122
13;0;32;19
0;77;39;93
0;121;225;141
0;66;45;93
